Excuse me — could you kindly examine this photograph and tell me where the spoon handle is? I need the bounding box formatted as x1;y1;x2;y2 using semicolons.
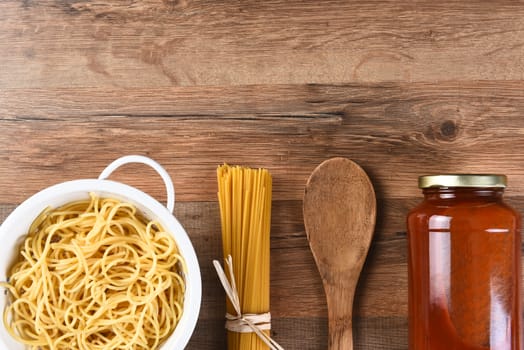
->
328;306;354;350
324;265;363;350
330;327;353;350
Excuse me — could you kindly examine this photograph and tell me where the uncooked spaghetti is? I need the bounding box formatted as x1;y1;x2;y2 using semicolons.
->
0;193;186;350
217;165;272;350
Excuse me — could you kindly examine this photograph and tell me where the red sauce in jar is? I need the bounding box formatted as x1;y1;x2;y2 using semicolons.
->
407;175;522;350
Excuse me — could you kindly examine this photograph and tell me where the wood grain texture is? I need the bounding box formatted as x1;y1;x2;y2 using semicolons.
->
1;82;524;203
1;1;524;87
2;0;524;349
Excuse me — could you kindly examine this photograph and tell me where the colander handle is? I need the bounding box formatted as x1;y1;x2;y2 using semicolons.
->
98;155;175;214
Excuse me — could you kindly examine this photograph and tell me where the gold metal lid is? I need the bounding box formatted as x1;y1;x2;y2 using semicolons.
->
418;174;507;188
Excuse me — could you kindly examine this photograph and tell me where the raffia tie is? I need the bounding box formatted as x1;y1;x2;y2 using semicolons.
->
213;255;285;350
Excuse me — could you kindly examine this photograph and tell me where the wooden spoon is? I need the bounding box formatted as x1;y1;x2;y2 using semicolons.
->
303;157;376;350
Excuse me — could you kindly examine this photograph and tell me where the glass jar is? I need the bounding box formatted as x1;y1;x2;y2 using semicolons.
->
407;175;522;350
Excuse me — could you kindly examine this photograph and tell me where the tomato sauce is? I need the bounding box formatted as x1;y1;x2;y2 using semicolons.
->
407;175;522;350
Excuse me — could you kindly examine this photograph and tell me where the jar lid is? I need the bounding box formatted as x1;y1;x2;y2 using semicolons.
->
418;174;507;188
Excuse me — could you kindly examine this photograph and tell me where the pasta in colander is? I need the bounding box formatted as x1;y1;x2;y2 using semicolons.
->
0;193;186;350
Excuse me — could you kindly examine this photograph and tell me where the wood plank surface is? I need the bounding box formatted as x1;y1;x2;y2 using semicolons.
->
1;1;524;349
1;1;524;87
2;82;524;202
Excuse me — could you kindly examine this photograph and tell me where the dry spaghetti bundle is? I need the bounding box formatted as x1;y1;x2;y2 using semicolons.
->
216;165;278;350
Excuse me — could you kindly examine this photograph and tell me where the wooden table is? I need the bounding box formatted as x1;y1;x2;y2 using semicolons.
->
1;1;524;349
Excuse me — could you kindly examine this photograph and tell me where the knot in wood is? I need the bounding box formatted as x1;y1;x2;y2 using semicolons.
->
439;120;458;141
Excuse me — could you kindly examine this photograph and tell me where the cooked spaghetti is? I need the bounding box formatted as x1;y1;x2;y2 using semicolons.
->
217;165;272;350
0;193;186;350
